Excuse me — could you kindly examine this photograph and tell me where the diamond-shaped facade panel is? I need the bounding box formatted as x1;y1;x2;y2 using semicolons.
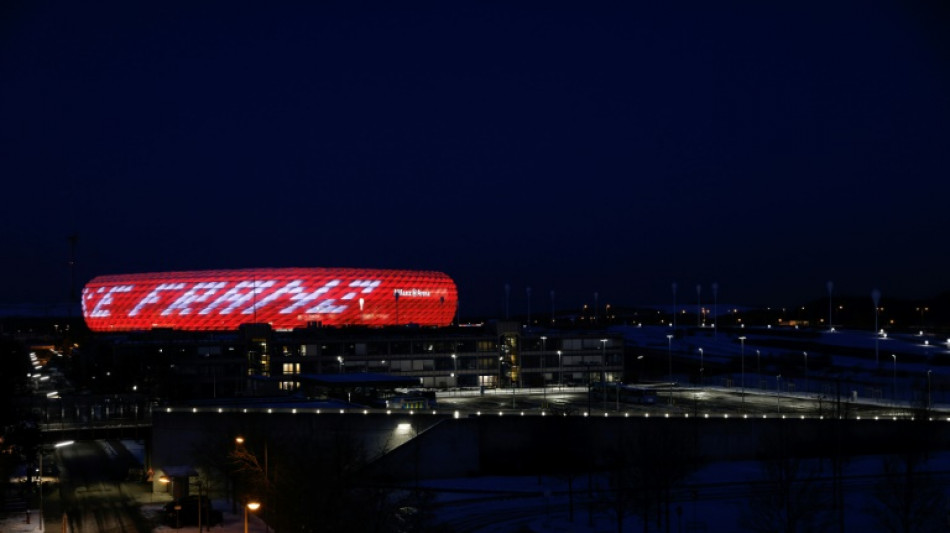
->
82;268;458;331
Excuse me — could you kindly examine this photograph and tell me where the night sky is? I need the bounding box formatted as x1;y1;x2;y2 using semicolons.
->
2;2;949;317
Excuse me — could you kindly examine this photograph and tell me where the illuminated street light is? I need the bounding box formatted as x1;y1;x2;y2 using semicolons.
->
698;348;704;387
600;339;608;411
245;501;261;533
803;352;808;395
540;337;547;406
872;289;881;366
827;281;834;332
696;284;702;327
451;354;457;392
776;375;782;413
39;441;73;532
557;350;562;389
755;350;762;385
671;283;677;330
667;334;674;406
738;336;746;403
712;282;718;338
917;306;929;331
892;354;897;403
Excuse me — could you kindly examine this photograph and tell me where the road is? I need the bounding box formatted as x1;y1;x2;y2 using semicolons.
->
434;384;910;420
53;440;151;533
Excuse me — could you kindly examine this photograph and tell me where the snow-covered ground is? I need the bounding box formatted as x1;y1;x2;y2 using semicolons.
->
613;324;950;406
422;453;950;532
7;326;950;532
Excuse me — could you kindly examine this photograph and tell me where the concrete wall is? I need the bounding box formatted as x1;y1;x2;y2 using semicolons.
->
153;410;950;485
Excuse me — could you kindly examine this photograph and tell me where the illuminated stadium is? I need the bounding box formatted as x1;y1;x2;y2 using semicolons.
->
81;267;458;331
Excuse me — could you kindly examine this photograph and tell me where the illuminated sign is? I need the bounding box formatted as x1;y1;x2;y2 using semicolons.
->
82;268;457;331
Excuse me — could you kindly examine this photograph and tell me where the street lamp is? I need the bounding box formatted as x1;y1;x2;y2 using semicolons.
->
696;284;702;327
827;281;834;332
337;356;343;374
39;441;73;532
498;356;504;388
698;348;703;387
666;334;674;406
244;501;261;533
712;282;719;338
159;477;178;528
776;375;782;413
917;306;929;331
451;354;457;392
891;354;897;403
600;339;608;411
803;352;808;395
232;437;246;512
872;289;881;366
540;337;547;406
671;283;678;330
738;336;746;403
557;350;562;389
755;350;762;388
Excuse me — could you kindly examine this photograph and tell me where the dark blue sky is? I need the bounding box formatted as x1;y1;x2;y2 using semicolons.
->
2;2;949;317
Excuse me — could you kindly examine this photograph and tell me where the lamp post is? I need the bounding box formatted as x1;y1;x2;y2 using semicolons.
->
159;477;178;528
776;375;782;413
672;283;677;330
827;281;834;332
232;437;245;513
698;348;703;387
190;477;213;532
712;282;718;338
696;284;702;327
666;334;674;406
872;289;881;366
917;306;929;331
755;350;762;388
738;336;746;403
557;350;562;389
244;501;260;533
337;356;343;374
540;337;547;406
498;356;504;389
802;352;808;395
451;354;457;392
39;440;74;532
891;354;897;403
600;339;608;411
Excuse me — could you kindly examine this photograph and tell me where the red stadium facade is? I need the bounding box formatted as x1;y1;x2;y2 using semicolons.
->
82;268;458;332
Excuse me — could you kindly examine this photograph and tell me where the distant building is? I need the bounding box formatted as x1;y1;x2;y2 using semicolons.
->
78;267;623;401
81;267;458;331
89;321;623;401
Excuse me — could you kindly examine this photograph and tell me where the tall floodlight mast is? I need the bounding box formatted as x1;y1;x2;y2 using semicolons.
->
827;281;834;331
672;282;678;330
872;289;881;367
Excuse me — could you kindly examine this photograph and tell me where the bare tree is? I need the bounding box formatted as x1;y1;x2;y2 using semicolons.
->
602;420;704;533
865;412;944;533
740;421;833;533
